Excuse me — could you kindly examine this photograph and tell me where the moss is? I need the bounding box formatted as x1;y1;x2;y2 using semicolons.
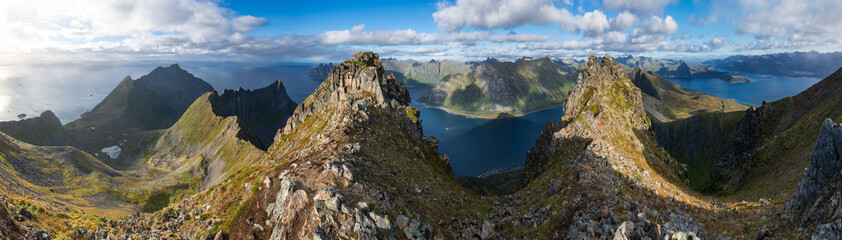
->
405;107;420;123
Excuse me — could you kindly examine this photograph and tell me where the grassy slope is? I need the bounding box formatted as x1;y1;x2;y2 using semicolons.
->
729;68;842;201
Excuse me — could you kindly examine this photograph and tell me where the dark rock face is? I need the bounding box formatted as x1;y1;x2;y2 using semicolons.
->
211;80;298;149
308;63;334;80
0;110;75;146
0;201;25;238
793;118;842;207
631;68;661;100
520;120;559;187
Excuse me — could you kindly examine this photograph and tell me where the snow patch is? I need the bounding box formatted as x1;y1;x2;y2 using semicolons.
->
101;145;121;159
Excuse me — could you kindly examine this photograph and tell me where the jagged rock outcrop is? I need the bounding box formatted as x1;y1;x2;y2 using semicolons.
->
0;110;74;146
221;52;460;239
418;56;578;118
786;118;842;235
213;80;297;148
519;55;698;239
308;63;334;79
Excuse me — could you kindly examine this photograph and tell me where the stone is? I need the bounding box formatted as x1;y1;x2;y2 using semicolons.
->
397;215;410;228
19;207;35;220
813;219;842;240
214;231;226;240
480;220;495;240
34;230;51;240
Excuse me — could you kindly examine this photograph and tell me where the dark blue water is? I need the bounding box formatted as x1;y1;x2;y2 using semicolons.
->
665;74;821;106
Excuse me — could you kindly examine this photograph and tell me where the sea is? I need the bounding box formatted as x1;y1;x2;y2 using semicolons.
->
0;62;823;178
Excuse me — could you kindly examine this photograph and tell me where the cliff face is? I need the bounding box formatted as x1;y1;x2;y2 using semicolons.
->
787;118;842;236
308;63;334;79
0;110;74;146
418;56;578;118
214;80;297;148
705;68;842;195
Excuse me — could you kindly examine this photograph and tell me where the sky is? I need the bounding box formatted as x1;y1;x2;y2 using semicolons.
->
1;0;840;63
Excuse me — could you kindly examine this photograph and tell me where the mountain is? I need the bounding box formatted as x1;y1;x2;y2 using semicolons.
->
615;55;678;72
520;55;704;238
211;80;297;148
382;58;472;86
418;56;578;118
656;61;755;84
702;67;842;195
0;110;74;146
630;68;749;189
705;51;842;77
308;63;334;79
631;68;748;122
63;64;214;156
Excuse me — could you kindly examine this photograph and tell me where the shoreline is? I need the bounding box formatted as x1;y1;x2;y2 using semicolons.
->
413;101;565;120
477;166;524;179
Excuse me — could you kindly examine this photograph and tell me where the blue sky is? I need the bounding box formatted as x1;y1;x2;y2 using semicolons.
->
0;0;839;62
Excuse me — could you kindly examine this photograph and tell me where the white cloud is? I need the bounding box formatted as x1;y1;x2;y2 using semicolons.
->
686;14;717;26
0;0;268;56
603;0;676;16
319;24;440;46
448;32;550;43
710;38;728;48
639;15;678;35
610;11;636;31
433;0;571;32
736;0;842;48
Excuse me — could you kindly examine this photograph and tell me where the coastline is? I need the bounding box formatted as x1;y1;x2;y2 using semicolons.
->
477;166;523;179
414;101;565;120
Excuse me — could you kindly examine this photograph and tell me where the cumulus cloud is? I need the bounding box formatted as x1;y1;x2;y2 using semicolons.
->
610;11;636;31
736;0;842;47
433;0;571;32
603;0;676;16
0;0;271;57
319;24;440;46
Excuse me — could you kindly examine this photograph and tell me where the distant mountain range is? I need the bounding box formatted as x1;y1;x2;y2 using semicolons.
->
418;56;579;118
382;58;473;87
704;51;842;77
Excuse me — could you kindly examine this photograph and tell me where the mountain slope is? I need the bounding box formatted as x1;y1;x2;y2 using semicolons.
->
706;67;842;196
383;58;472;86
212;80;297;148
65;64;214;154
0;110;75;146
418;56;578;118
631;68;748;123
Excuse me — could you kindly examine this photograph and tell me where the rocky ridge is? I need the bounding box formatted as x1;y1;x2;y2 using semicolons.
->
517;55;703;238
308;63;334;80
